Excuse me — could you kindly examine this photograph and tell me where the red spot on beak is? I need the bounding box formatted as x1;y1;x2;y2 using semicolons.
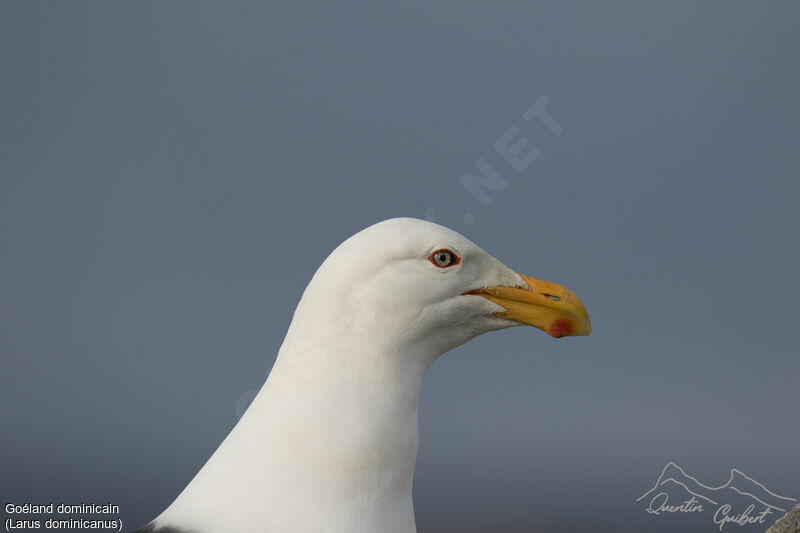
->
549;319;574;338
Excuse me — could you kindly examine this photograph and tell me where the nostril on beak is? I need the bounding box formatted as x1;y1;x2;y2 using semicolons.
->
544;294;561;302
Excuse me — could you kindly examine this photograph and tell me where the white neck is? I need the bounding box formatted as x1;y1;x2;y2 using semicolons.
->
155;319;434;533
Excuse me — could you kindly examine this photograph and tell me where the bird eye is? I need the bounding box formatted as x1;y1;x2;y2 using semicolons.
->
428;249;460;268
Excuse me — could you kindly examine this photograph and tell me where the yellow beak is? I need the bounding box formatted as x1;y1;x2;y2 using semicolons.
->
464;274;591;338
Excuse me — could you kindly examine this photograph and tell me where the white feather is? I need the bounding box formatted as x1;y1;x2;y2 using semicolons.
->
153;218;524;533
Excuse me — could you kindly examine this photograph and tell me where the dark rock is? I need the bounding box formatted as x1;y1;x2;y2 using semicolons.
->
765;502;800;533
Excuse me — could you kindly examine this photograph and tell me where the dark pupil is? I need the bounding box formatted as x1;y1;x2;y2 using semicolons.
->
438;253;448;263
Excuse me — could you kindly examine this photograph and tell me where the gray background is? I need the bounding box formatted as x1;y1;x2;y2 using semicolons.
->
1;2;798;532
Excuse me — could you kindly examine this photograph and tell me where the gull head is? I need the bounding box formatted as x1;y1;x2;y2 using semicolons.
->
287;218;590;365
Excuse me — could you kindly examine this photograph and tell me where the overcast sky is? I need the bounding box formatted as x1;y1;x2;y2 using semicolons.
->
1;2;798;532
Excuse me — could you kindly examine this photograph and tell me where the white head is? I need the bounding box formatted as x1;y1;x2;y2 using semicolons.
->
284;218;590;370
